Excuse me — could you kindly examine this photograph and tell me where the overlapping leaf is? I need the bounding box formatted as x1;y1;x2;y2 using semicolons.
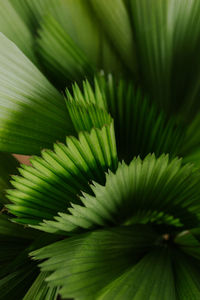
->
37;15;94;88
97;74;185;162
0;33;74;154
0;0;36;63
7;124;117;231
10;0;49;33
0;214;38;299
66;78;111;133
32;224;159;299
173;251;200;299
56;154;200;233
130;0;200;119
23;272;59;300
98;248;176;300
0;214;60;300
0;154;19;208
35;0;124;87
89;0;137;74
66;75;185;163
2;2;200;300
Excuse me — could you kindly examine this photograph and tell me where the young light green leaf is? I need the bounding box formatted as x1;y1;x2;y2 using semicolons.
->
66;78;111;132
7;124;118;229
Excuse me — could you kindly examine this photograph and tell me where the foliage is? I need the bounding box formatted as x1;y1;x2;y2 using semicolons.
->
1;1;200;299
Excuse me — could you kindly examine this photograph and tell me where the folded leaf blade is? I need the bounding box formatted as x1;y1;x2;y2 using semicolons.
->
0;33;74;154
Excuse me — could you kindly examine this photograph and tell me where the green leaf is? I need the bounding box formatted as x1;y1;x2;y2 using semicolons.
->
67;74;184;163
0;0;36;63
0;265;38;300
0;214;39;299
0;33;74;154
12;0;124;77
32;224;158;299
59;154;200;233
66;78;112;133
45;0;103;67
35;0;124;85
97;74;185;162
130;0;200;119
175;230;200;261
7;124;118;230
173;251;200;300
99;248;176;300
23;272;59;300
181;112;200;154
89;0;137;74
0;215;39;274
0;214;38;240
0;214;60;299
0;153;19;207
180;113;200;167
10;0;49;33
37;15;95;88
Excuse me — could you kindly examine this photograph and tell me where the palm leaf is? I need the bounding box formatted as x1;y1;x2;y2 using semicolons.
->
7;124;117;231
99;248;176;300
0;153;19;208
67;75;185;162
23;272;59;300
10;0;49;33
0;214;39;299
0;33;74;154
130;0;200;119
0;0;36;63
97;74;185;162
32;224;158;299
66;78;111;132
89;0;137;74
173;251;200;299
0;214;60;299
35;0;124;86
56;154;200;233
37;15;94;88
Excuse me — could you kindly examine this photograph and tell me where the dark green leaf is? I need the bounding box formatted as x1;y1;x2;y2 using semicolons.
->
0;153;19;207
32;224;158;299
173;251;200;300
23;272;59;300
99;248;176;300
98;74;185;162
60;154;200;233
